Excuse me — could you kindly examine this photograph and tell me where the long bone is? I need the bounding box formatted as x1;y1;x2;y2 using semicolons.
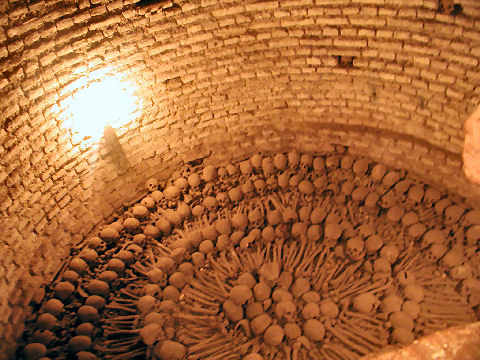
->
294;241;324;277
325;323;371;356
343;310;386;325
324;342;358;360
335;321;385;349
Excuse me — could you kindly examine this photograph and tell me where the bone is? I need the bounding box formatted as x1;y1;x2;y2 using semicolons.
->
22;150;480;360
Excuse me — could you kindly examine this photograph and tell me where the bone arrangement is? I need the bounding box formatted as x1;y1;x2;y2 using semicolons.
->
20;147;480;360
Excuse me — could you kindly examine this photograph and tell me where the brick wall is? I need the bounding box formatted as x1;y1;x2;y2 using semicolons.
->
1;0;480;357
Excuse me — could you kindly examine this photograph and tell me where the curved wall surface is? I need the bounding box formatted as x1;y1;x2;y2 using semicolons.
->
1;0;480;356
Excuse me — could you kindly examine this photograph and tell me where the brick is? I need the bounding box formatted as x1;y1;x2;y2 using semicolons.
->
333;39;367;47
245;1;279;11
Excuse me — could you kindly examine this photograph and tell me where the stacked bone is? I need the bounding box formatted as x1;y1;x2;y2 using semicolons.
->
20;147;480;360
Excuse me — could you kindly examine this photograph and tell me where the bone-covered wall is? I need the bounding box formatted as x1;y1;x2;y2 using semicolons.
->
0;0;480;357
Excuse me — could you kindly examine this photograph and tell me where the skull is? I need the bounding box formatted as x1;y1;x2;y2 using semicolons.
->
250;153;263;170
277;171;290;190
202;165;217;182
145;177;159;192
444;204;465;226
312;157;326;177
248;207;264;229
174;177;189;193
241;180;255;199
299;153;313;177
273;153;287;171
423;187;442;208
325;155;339;171
407;184;424;203
226;163;239;177
239;160;253;175
372;258;391;281
266;175;278;192
353;292;379;313
228;187;243;203
217;166;229;183
261;156;275;178
187;173;201;189
426;243;448;263
370;163;386;182
340;155;354;171
216;192;230;208
203;196;219;212
275;300;297;322
288;150;300;169
379;190;396;209
254;179;267;196
324;222;342;247
421;229;446;249
346;236;365;261
352;158;370;176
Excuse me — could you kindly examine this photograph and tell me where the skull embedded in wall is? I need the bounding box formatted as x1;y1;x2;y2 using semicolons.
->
443;204;465;226
145;178;159;193
273;153;287;171
275;300;297;322
299;153;313;177
346;236;365;261
261;156;275;178
426;243;448;264
216;192;230;208
254;179;267;196
423;187;442;208
266;175;278;193
312;157;326;178
226;163;239;177
288;150;300;171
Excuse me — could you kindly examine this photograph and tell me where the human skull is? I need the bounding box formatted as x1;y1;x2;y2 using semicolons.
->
226;163;239;177
187;173;201;189
273;153;287;171
216;192;230;208
325;156;339;171
254;179;267;196
299;154;313;177
203;196;219;212
202;165;217;182
444;204;465;226
426;243;448;263
248;207;264;229
312;157;326;177
379;190;396;209
288;151;300;170
250;153;263;170
423;187;442;207
275;300;297;322
239;160;253;175
174;177;189;193
266;175;278;193
407;185;424;203
145;178;159;192
346;236;365;261
370;163;387;182
262;156;275;178
217;166;229;182
352;158;370;176
277;171;290;190
242;180;255;199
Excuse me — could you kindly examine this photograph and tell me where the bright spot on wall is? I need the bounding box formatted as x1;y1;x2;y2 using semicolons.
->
59;68;139;143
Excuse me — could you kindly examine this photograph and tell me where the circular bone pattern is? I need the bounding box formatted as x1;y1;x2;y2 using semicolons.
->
20;149;480;360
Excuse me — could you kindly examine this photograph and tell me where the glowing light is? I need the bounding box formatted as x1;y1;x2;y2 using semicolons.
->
60;68;139;143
